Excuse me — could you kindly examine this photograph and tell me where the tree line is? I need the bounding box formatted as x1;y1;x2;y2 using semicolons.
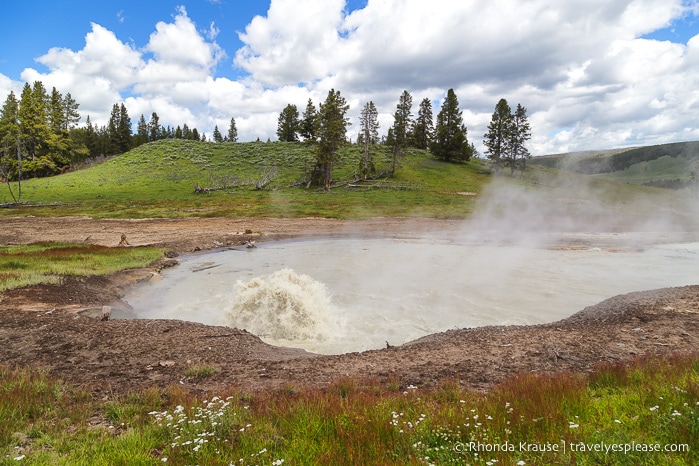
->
276;88;530;188
276;88;488;189
0;81;240;186
1;80;531;194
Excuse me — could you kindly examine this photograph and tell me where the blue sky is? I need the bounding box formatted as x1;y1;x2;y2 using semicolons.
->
1;0;698;154
0;1;268;80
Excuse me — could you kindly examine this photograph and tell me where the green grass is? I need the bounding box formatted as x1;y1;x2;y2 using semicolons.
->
592;155;698;185
0;243;164;291
0;354;696;465
1;139;692;224
0;140;490;219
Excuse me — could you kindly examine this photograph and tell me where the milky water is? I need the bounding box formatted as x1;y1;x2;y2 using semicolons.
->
123;237;699;354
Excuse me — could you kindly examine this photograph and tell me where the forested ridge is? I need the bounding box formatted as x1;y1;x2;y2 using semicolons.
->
2;82;530;193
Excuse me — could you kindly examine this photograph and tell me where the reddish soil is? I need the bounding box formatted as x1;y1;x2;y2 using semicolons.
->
0;216;697;396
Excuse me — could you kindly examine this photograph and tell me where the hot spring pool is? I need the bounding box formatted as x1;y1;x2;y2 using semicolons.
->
122;237;699;354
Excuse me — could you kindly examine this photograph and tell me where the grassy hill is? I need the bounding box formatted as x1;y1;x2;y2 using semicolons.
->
2;139;696;226
530;141;699;189
0;139;489;219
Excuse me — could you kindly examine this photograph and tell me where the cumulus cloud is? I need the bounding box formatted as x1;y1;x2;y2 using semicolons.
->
235;0;346;86
1;0;698;150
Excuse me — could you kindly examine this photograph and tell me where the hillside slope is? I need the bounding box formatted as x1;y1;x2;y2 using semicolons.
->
0;139;488;219
530;140;699;189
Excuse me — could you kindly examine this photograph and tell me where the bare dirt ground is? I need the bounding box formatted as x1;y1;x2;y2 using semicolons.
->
0;216;697;396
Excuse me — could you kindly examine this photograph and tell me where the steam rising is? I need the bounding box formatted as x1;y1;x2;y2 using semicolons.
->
467;170;699;245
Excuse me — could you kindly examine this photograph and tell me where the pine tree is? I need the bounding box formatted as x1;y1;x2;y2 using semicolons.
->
82;115;100;157
107;104;120;154
48;87;65;134
117;103;132;153
431;89;472;162
148;112;161;142
277;104;300;142
390;90;413;175
358;101;379;178
0;91;20;155
315;89;349;190
213;125;223;143
300;99;319;142
227;118;238;142
0;91;22;202
412;98;434;149
19;82;50;162
106;103;132;154
62;93;80;131
483;98;513;170
510;103;531;176
135;114;149;146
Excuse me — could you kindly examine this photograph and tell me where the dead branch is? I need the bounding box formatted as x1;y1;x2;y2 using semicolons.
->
255;167;279;190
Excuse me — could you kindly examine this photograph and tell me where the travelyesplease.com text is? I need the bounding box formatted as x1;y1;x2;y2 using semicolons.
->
455;440;689;455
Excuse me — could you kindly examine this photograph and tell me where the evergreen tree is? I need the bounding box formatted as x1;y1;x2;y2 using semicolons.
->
117;104;132;152
277;104;300;142
483;98;513;170
384;127;395;147
509;103;532;176
62;93;80;131
82;115;100;157
191;128;200;141
412;98;434;149
315;89;349;190
48;87;65;134
0;91;20;154
19;82;50;162
0;91;21;186
389;90;413;175
107;104;120;154
431;88;472;162
106;103;132;154
300;99;319;142
175;125;183;139
148;112;161;141
358;101;379;178
135;114;149;146
227;118;238;142
213;125;223;143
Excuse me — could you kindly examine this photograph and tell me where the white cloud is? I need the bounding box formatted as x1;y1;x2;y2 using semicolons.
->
235;0;345;86
1;0;698;151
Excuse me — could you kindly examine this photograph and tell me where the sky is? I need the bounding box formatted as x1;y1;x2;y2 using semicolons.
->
1;0;698;155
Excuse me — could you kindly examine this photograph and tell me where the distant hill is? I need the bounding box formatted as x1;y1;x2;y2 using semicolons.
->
530;141;699;189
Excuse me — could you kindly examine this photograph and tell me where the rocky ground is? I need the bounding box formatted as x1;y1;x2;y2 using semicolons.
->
0;216;697;396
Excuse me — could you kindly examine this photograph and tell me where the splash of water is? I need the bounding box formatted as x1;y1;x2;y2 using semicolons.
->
226;268;336;342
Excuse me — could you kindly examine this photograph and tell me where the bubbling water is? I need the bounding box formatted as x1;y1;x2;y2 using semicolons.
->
122;236;699;354
227;268;337;342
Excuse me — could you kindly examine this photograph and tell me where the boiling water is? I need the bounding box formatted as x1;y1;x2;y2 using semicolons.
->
123;237;699;354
